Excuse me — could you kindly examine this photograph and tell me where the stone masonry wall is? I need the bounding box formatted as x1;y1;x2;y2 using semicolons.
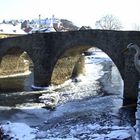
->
51;55;81;85
0;53;30;76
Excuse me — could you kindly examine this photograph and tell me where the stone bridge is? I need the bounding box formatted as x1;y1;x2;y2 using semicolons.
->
0;30;140;105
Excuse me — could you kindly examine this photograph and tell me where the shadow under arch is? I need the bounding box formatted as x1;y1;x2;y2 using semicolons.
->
51;45;90;85
51;44;124;101
0;47;34;92
51;40;124;80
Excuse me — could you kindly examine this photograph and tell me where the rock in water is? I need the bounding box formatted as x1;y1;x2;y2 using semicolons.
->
39;93;60;110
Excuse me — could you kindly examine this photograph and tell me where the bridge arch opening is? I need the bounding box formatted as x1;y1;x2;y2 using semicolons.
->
84;47;123;96
51;45;123;104
0;47;34;92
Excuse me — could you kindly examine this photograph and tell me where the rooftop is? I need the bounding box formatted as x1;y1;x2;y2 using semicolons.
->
0;24;26;35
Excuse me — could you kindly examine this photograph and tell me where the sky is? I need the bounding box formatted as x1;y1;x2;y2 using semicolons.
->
0;0;140;30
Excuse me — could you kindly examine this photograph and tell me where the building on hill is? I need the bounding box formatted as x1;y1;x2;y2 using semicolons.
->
22;15;62;33
79;26;92;30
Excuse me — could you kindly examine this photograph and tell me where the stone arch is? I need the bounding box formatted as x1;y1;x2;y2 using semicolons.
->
51;36;124;83
84;46;123;79
55;30;125;80
51;42;124;84
0;46;34;63
0;46;34;91
0;35;36;65
56;30;140;105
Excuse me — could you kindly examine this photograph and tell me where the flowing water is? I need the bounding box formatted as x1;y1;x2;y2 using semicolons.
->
0;52;136;139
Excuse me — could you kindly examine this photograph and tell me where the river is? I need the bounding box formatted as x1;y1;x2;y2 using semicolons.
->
0;52;136;140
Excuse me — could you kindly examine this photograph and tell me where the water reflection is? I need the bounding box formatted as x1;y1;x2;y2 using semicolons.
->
0;70;33;92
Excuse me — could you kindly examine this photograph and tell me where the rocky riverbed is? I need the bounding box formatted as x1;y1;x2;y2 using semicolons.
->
0;52;137;140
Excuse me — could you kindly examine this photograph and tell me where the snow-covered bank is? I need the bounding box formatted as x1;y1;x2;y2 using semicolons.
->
0;121;134;140
0;122;36;140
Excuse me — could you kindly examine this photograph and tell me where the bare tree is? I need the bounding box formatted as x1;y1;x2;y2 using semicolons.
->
95;15;122;30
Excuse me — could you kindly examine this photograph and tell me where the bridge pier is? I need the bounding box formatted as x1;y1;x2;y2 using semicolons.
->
123;77;138;106
123;51;139;106
71;55;85;78
32;63;51;90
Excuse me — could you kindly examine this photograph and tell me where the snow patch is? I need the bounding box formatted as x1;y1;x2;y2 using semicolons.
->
0;122;133;140
0;24;26;34
0;121;37;140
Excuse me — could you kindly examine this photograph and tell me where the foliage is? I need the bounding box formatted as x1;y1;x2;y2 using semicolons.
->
60;19;79;31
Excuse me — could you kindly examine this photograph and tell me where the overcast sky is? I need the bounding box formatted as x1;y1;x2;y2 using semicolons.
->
0;0;140;30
